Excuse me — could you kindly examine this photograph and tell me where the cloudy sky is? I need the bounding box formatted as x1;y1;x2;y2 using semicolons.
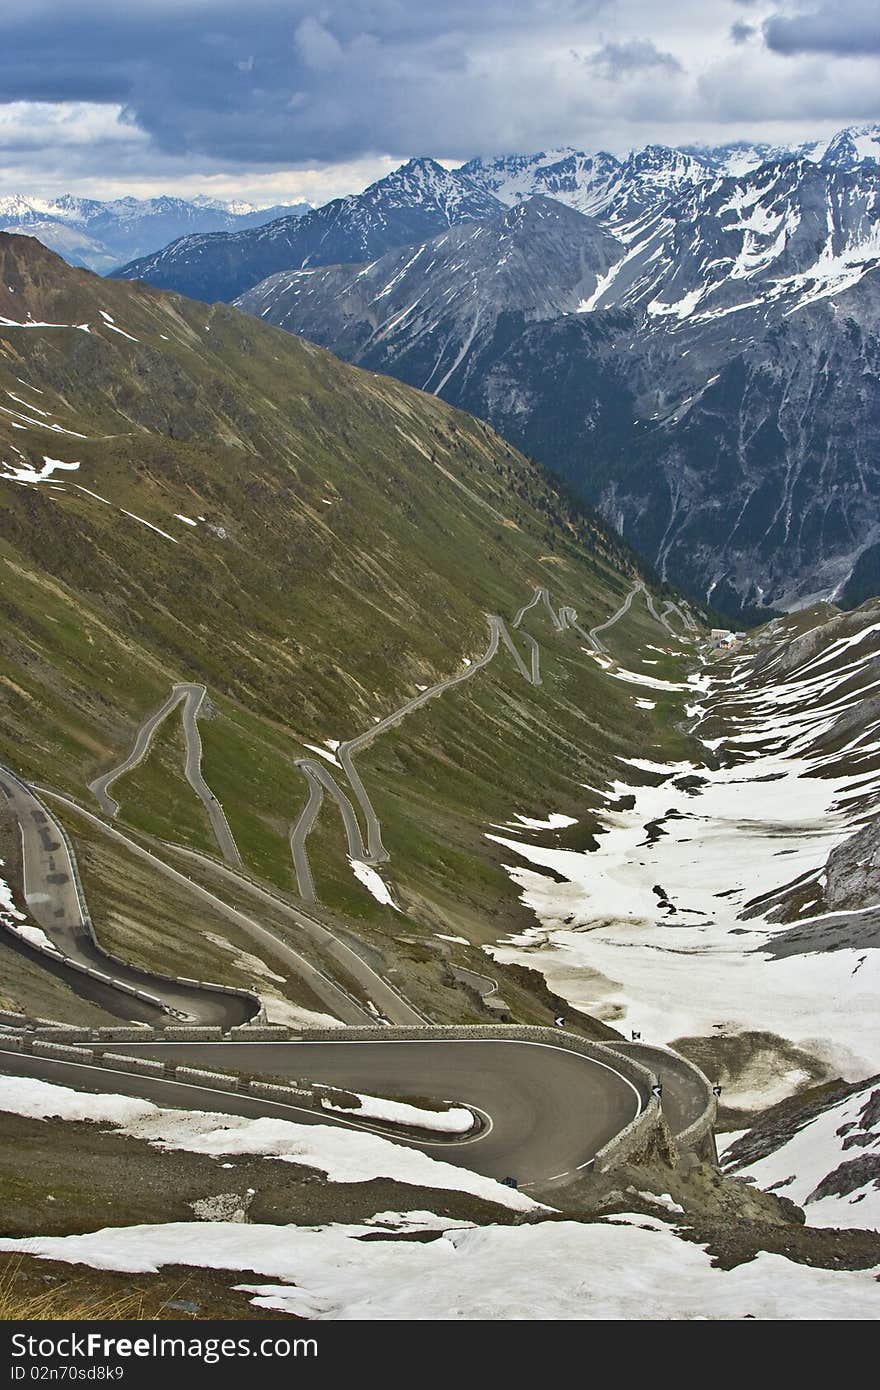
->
0;0;877;204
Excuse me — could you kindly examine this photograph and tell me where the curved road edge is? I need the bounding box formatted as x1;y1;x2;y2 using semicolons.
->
0;765;258;1027
89;683;242;867
0;1025;670;1190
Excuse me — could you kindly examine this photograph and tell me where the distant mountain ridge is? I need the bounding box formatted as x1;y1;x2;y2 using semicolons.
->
112;123;880;307
0;192;311;273
239;197;624;392
238;149;880;621
102;121;880;619
114;159;505;303
462;123;880;227
459;145;715;234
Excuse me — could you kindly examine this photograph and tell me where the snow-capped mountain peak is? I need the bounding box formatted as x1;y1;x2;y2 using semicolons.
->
822;123;880;168
0;193;311;272
355;156;503;225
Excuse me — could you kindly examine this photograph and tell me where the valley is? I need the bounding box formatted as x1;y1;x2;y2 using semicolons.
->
198;130;880;625
1;229;879;1319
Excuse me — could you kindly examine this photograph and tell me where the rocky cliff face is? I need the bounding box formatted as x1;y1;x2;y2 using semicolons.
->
114;159;504;303
240;156;880;622
237;198;624;396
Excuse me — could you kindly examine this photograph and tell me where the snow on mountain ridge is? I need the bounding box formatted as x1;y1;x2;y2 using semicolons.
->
114;159;504;302
0;193;312;272
585;159;880;321
462;125;880;235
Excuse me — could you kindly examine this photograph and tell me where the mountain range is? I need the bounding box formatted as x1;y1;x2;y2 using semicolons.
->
462;123;880;225
224;129;880;621
0;193;311;274
116;123;880;305
16;120;867;620
114;159;504;303
4;230;880;1299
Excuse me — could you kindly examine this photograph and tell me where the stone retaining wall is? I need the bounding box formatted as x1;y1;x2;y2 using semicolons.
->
0;1033;315;1108
30;1039;94;1063
249;1080;313;1103
612;1042;718;1155
101;1052;168;1078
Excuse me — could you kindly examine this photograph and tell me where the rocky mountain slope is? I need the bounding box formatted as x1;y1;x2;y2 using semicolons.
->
243;154;880;621
109;123;880;308
461;145;715;235
4;237;880;1301
461;122;880;222
114;159;504;303
239;197;623;393
0;193;310;274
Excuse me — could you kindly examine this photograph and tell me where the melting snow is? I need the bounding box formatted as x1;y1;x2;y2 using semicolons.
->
488;624;880;1092
1;1215;876;1319
119;510;178;543
1;455;80;484
723;1079;880;1231
510;813;577;830
318;1090;475;1135
303;742;341;768
349;860;399;911
0;1075;535;1212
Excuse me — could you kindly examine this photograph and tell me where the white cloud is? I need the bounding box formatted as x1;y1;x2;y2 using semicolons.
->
0;102;147;152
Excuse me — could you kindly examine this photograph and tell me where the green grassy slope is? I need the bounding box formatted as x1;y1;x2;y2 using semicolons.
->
0;233;701;1019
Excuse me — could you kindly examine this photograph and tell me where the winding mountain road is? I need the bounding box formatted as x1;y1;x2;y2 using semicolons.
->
167;843;428;1026
0;1037;649;1191
37;787;378;1027
0;769;255;1027
0;577;716;1191
289;580;683;903
662;599;697;634
645;590;676;636
289;611;540;897
89;683;242;867
588;581;645;653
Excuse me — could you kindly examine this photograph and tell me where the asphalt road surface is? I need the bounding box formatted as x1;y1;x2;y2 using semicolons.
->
169;843;427;1025
0;1037;649;1191
0;769;255;1027
89;683;242;867
663;600;697;634
588;582;644;653
289;609;539;896
40;787;374;1027
617;1042;710;1136
288;579;677;903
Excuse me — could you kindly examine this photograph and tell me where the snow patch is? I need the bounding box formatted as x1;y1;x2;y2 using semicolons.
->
2;1216;876;1319
349;859;399;911
0;1075;536;1211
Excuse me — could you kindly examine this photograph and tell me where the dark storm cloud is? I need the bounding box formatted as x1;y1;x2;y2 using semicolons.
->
586;39;683;79
764;2;880;57
730;22;755;46
0;1;609;164
1;0;878;195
